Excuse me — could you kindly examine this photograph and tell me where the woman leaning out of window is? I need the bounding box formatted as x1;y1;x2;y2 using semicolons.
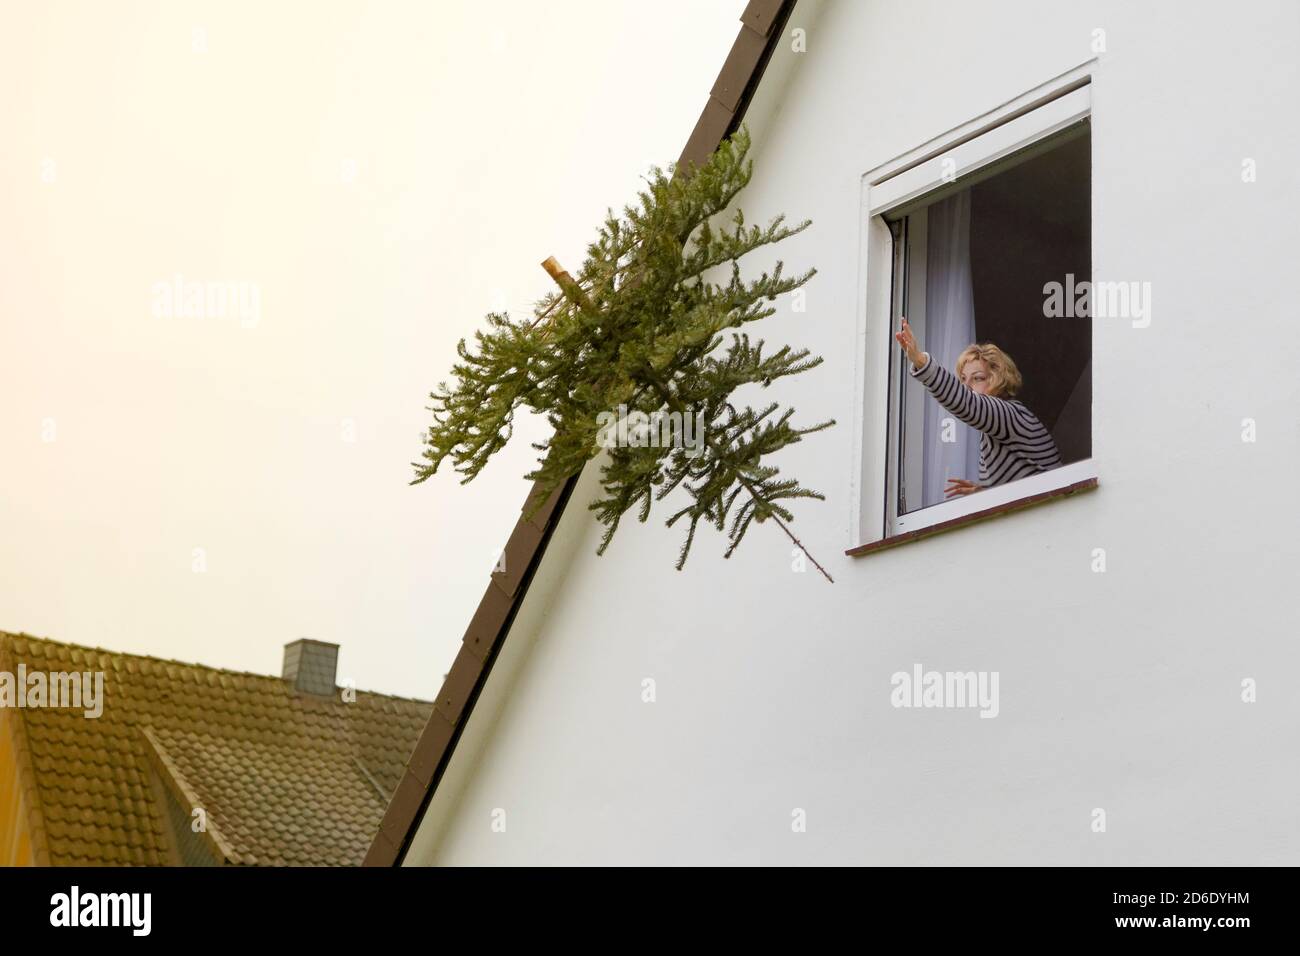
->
895;317;1061;498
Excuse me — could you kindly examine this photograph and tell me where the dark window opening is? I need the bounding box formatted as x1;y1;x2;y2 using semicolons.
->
888;125;1091;517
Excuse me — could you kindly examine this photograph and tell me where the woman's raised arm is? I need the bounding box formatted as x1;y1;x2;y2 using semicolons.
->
894;317;1036;442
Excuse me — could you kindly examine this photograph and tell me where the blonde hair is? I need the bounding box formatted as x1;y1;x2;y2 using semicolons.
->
955;343;1022;397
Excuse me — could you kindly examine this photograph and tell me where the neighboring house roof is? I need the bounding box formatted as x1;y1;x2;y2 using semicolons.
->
364;0;798;867
0;631;432;866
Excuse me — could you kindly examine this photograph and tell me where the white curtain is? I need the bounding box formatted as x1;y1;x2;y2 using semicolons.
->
921;191;980;507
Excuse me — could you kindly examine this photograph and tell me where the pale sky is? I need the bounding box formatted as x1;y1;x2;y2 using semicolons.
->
0;0;747;700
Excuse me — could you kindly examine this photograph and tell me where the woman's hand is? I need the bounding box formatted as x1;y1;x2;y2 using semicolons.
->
894;317;928;370
944;477;983;498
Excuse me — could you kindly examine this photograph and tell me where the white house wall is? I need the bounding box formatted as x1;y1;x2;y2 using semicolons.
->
410;0;1300;865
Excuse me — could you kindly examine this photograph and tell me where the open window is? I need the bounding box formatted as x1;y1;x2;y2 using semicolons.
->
854;81;1097;547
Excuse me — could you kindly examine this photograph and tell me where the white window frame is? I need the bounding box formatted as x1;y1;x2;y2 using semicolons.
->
849;63;1098;549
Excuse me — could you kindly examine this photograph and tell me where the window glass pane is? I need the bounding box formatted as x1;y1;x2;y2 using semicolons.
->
891;129;1091;517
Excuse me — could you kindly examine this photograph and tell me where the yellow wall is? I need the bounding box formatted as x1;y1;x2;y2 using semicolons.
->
0;711;35;866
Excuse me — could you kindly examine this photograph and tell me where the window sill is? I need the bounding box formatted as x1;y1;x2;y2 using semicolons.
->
846;476;1098;558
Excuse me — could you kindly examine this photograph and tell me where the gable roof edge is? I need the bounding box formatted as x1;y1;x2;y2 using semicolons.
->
141;726;243;866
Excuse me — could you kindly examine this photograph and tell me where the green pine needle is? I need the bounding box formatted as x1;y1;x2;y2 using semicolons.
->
413;125;835;580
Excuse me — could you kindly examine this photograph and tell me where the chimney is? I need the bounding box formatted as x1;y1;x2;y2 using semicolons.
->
282;639;339;696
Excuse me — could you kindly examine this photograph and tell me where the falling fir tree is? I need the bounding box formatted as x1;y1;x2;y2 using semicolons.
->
413;125;836;581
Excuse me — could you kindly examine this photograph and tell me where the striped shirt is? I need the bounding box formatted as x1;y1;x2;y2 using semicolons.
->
910;354;1062;487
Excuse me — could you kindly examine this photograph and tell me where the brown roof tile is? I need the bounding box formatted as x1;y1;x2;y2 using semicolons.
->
1;631;433;866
